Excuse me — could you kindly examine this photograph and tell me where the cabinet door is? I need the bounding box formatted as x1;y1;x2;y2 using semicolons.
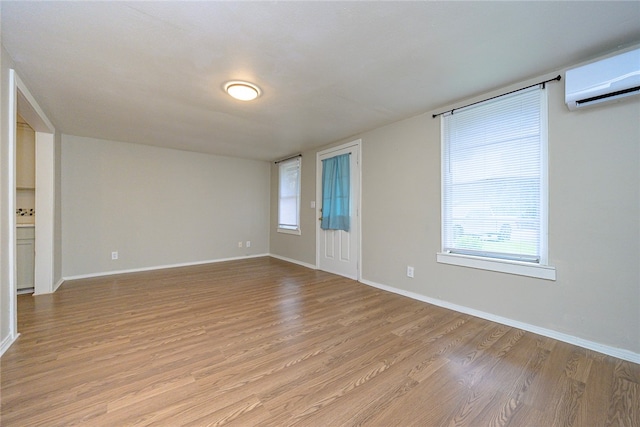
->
17;238;35;290
16;125;36;189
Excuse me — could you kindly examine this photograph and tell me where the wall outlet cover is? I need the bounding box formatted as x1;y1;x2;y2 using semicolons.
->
407;266;414;278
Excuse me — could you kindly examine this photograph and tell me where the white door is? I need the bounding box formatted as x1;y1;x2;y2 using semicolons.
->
317;141;360;280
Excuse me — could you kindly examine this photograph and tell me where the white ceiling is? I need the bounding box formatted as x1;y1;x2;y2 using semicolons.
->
2;1;639;161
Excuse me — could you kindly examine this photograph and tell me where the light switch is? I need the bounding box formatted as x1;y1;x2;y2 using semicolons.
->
310;201;316;208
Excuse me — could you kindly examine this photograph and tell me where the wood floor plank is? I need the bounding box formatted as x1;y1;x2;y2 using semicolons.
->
606;362;640;427
1;257;638;426
364;362;469;426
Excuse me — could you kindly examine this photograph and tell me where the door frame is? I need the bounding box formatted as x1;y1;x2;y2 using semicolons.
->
315;139;362;281
3;70;56;355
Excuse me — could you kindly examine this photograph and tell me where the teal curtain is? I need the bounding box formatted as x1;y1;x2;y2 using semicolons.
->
321;154;350;231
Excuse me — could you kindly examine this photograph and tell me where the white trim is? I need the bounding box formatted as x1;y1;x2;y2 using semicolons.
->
269;253;317;270
0;333;20;358
277;227;301;236
52;277;65;293
437;252;556;281
15;74;54;132
277;157;302;233
360;278;639;364
61;254;269;282
7;70;18;342
539;88;550;265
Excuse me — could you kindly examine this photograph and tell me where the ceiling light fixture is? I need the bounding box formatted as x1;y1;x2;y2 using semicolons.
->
224;81;261;101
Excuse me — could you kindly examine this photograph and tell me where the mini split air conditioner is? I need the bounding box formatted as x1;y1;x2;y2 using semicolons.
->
565;47;640;111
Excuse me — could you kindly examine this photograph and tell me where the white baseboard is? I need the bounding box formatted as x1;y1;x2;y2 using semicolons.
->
33;278;65;295
0;333;19;358
268;254;317;270
62;253;270;282
360;278;640;364
53;277;65;292
41;255;640;364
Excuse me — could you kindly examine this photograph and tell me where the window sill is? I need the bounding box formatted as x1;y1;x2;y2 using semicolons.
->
277;227;301;236
437;252;556;281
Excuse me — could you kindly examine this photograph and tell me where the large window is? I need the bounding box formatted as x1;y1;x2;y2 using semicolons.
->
278;157;301;234
438;86;555;280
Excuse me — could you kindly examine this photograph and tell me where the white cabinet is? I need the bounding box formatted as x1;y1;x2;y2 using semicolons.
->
17;226;35;290
16;123;36;189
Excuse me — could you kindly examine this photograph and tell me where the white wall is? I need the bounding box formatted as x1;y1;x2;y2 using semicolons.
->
271;69;640;359
62;135;270;278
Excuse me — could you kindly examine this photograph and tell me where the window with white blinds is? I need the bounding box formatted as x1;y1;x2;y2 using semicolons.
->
441;86;548;265
278;157;301;234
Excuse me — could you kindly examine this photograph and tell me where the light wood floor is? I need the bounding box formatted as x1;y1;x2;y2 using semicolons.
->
1;257;638;426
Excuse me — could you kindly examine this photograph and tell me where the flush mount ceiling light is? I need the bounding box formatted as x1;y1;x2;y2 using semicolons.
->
224;81;261;101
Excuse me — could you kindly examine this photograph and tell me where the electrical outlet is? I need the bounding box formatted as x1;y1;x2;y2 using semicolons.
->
246;241;251;248
407;266;414;278
111;251;118;260
238;241;243;248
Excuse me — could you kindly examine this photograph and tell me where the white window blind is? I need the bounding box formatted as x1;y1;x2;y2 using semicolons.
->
278;157;301;232
442;86;547;264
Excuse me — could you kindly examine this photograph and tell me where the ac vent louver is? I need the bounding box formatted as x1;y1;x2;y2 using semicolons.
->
566;47;640;111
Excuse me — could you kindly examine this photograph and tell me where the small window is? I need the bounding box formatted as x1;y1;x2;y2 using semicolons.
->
278;157;301;235
439;86;555;280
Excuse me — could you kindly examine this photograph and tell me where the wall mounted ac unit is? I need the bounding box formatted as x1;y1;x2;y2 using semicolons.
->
565;47;640;111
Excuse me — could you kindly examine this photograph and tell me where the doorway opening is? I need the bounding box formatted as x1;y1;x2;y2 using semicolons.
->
16;114;36;295
6;69;56;346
